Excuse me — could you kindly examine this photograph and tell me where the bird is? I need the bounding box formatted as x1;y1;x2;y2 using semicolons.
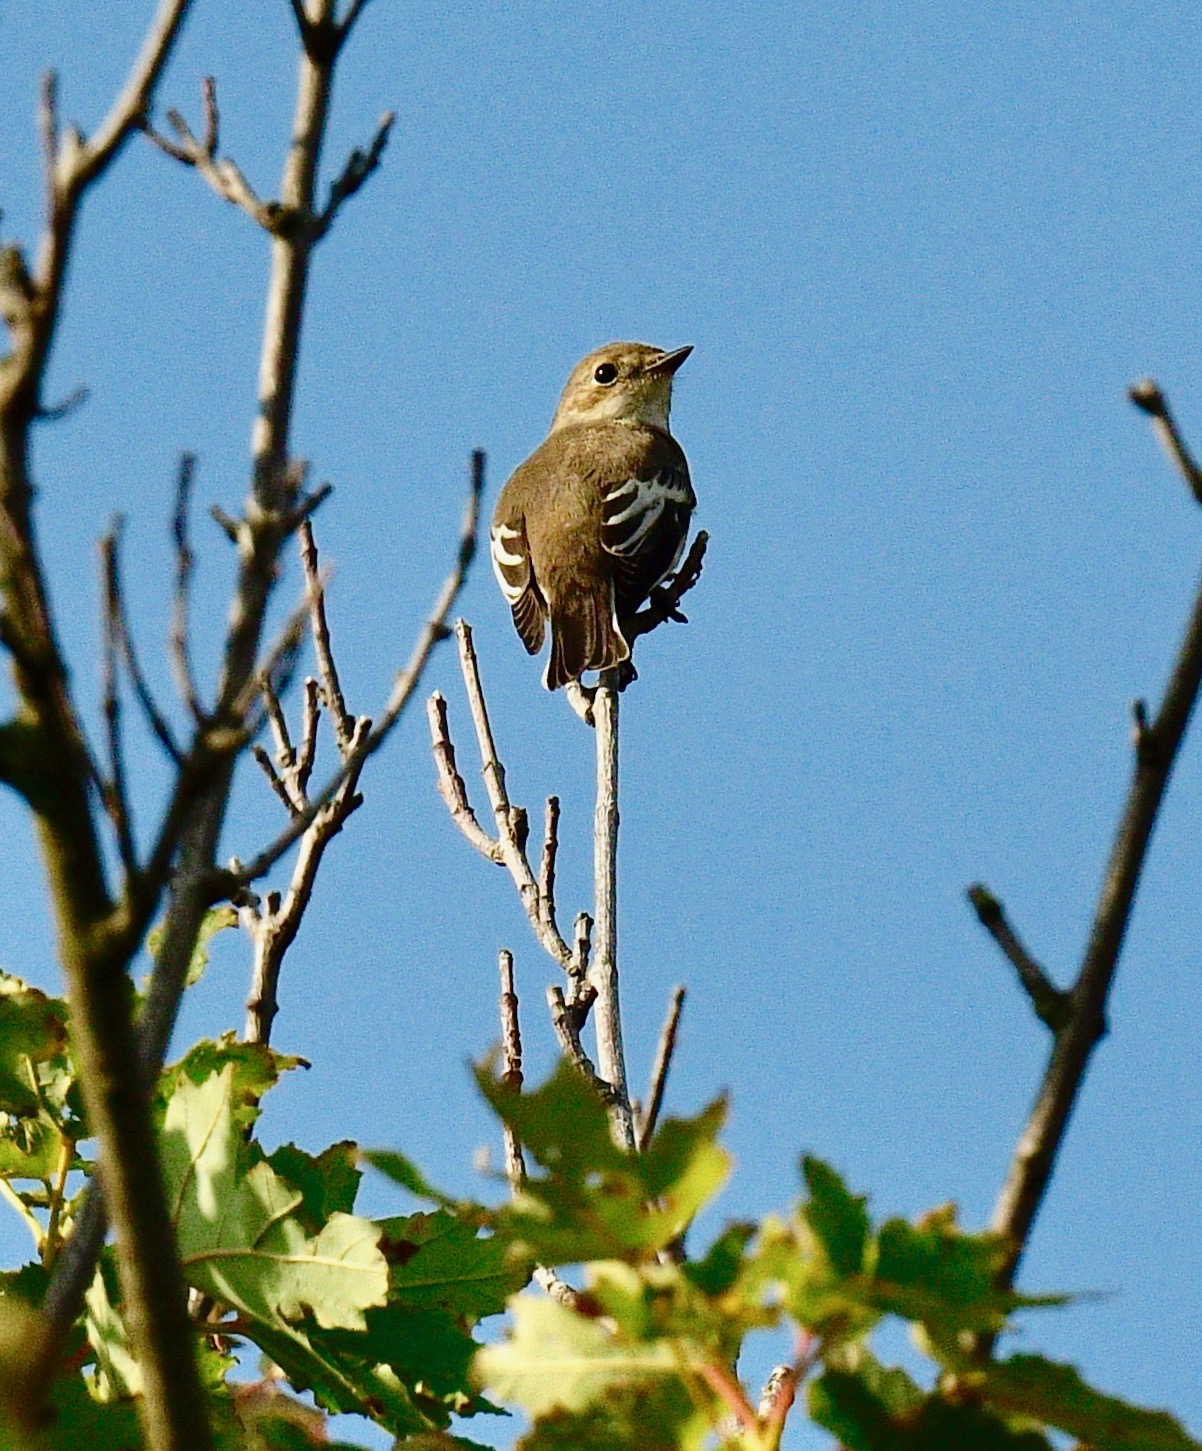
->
490;341;695;691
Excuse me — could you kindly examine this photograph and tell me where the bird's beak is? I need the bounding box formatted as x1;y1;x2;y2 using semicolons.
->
646;345;693;376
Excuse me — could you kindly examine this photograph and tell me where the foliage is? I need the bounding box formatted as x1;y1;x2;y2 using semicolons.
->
0;962;1198;1448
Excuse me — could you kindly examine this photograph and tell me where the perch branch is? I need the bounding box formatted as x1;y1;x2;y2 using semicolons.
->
590;672;635;1148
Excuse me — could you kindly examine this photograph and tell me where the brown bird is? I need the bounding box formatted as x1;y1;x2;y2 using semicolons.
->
490;341;695;690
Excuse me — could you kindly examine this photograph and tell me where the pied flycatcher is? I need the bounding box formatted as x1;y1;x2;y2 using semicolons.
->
490;341;695;689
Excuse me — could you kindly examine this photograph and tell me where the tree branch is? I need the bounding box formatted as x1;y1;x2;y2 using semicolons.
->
3;6;215;1446
33;0;363;1407
143;77;280;232
169;453;205;721
221;450;483;887
965;885;1069;1032
589;673;635;1148
637;985;685;1150
427;620;574;973
978;382;1202;1340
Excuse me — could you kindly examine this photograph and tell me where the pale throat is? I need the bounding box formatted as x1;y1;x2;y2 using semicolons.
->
552;385;673;433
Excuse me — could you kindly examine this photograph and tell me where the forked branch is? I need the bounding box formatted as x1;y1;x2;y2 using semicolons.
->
971;380;1202;1334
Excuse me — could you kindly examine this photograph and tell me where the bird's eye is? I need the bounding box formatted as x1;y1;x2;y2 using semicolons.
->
593;362;619;385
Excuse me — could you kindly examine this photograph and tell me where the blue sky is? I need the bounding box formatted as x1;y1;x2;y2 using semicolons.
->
2;2;1201;1445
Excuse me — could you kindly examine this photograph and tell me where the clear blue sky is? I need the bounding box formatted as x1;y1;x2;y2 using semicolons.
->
2;2;1200;1446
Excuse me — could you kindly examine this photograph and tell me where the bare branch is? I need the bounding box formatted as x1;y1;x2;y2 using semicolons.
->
299;520;353;749
317;112;394;237
978;389;1202;1345
252;743;301;817
226;453;483;886
539;796;560;924
966;885;1069;1032
338;0;373;38
39;73;59;218
99;537;137;876
80;0;193;182
103;525;183;766
35;383;90;422
1129;378;1202;505
295;676;320;792
170;453;205;721
547;985;618;1104
590;673;635;1147
428;692;502;861
143;77;279;231
243;714;369;1044
638;986;686;1150
498;950;526;1189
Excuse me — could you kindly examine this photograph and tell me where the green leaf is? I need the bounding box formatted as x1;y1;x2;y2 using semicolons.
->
681;1221;755;1296
269;1141;361;1227
475;1295;681;1418
84;1254;142;1400
479;1059;730;1264
517;1382;709;1451
871;1206;1015;1337
244;1317;439;1436
160;1054;388;1333
144;904;237;992
380;1210;526;1322
41;1372;143;1451
810;1365;1053;1451
0;973;68;1118
984;1354;1202;1450
364;1149;457;1207
802;1156;871;1278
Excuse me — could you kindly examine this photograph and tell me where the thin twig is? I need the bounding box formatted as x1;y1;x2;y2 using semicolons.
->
428;693;503;861
100;534;137;875
590;672;635;1148
1129;379;1202;504
224;451;483;887
170;453;205;721
316;112;394;237
299;520;353;749
498;950;526;1189
143;77;279;232
338;0;372;38
547;986;618;1105
966;885;1069;1032
539;796;560;925
637;986;686;1151
38;72;59;219
103;524;182;764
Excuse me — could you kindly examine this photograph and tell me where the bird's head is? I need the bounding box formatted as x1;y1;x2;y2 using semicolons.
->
550;341;692;433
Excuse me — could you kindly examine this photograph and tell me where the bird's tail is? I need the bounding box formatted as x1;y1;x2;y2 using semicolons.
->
543;584;630;691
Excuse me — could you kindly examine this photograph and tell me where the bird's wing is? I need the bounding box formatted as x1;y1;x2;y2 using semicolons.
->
490;510;545;655
599;437;695;621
